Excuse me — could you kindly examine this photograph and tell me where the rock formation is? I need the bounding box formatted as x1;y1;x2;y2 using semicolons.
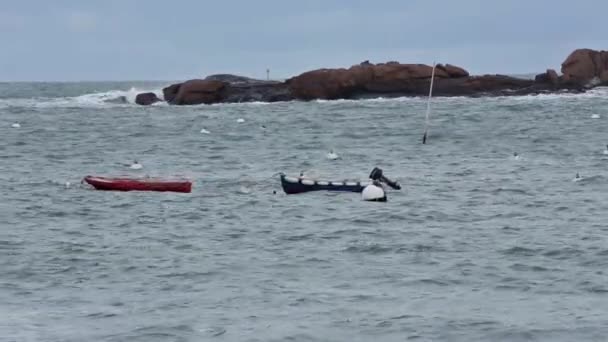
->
135;92;161;105
134;49;604;105
166;79;227;105
561;48;608;85
286;63;516;99
438;64;470;78
162;83;181;103
534;69;559;86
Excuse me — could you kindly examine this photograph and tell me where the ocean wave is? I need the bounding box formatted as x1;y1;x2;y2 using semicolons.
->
0;87;164;109
311;87;608;104
497;86;608;101
209;100;280;107
314;97;431;104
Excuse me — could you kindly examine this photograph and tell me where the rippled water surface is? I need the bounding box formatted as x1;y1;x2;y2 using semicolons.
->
1;82;608;341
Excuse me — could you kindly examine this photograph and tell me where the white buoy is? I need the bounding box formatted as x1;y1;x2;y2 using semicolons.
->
591;114;601;119
200;128;210;134
237;118;245;123
130;161;143;170
326;150;339;160
65;181;71;188
362;183;386;202
11;123;21;128
603;145;608;155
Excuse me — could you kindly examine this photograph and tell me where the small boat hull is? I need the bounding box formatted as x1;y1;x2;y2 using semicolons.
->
280;174;368;194
84;176;192;193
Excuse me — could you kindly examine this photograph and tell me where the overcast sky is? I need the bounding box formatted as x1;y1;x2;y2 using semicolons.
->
1;0;606;81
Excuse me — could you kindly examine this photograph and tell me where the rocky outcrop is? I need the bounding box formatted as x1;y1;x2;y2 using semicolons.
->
352;74;537;98
547;69;559;85
561;48;608;85
135;92;161;105
162;83;181;103
157;75;292;105
223;82;293;102
135;49;605;105
204;74;292;102
285;67;371;100
534;69;560;86
168;79;227;105
438;64;469;78
434;75;534;96
286;62;462;100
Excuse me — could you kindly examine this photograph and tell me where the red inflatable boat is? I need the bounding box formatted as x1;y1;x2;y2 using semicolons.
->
83;176;192;193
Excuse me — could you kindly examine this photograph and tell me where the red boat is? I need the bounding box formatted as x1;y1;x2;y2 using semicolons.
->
83;176;192;193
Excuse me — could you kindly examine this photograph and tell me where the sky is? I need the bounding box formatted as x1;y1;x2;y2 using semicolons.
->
1;0;607;81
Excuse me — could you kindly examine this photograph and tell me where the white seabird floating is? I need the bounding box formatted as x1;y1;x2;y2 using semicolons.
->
326;150;339;160
130;161;143;170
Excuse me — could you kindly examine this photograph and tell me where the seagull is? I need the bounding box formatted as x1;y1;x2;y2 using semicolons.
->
512;152;520;160
603;145;608;155
573;172;583;182
237;118;245;123
326;150;339;160
11;123;20;128
130;160;143;170
591;114;601;119
200;128;210;134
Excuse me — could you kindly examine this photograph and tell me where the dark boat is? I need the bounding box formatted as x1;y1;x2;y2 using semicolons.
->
280;167;401;195
280;174;369;194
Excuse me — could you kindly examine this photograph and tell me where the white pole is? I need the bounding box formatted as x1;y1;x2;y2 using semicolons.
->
422;62;436;144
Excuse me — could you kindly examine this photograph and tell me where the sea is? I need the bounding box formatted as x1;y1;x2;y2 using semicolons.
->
1;81;608;342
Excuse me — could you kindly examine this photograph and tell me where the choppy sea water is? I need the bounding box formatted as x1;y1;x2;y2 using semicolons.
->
1;82;608;342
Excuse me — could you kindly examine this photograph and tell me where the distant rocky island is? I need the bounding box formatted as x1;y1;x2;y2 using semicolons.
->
135;48;608;105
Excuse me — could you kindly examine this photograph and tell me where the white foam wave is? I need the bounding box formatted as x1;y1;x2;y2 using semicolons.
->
498;87;608;101
0;87;163;109
209;100;279;107
311;87;608;104
314;96;463;105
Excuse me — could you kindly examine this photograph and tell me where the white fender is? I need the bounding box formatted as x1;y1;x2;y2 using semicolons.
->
362;184;386;202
